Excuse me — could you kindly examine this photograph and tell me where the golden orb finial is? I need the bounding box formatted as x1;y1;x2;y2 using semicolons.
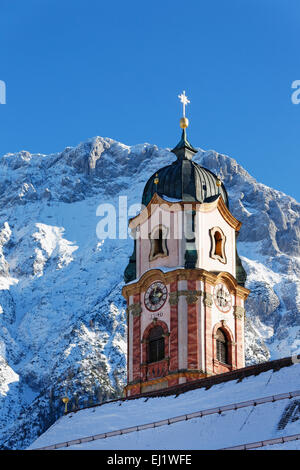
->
180;117;189;129
154;173;159;185
62;396;69;414
216;178;222;187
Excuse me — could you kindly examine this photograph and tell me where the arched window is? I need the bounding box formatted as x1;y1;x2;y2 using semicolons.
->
153;229;164;258
216;329;228;364
214;231;223;257
209;226;227;264
148;326;165;363
149;225;168;261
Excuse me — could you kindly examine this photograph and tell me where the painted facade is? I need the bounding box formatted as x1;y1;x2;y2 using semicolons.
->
122;120;250;397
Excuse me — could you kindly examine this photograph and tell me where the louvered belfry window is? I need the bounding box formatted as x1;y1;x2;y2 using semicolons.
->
148;326;165;363
216;329;228;364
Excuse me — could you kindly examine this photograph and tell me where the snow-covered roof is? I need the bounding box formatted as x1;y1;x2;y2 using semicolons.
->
28;357;300;450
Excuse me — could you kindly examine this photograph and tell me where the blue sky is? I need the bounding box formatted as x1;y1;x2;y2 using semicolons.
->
1;0;300;199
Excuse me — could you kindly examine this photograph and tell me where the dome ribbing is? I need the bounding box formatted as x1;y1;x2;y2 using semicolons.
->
141;129;229;208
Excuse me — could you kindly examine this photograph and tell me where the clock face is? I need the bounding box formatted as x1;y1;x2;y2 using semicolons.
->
213;283;232;312
144;282;168;311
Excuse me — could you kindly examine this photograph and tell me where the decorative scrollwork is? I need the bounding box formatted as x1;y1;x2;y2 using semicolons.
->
128;302;142;317
233;305;245;320
169;290;202;305
169;292;179;305
186;293;200;305
203;292;213;307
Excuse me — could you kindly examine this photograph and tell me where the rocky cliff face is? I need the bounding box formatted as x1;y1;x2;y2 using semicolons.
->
0;136;299;448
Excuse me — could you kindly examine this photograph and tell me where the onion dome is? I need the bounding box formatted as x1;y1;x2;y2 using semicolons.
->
141;128;229;208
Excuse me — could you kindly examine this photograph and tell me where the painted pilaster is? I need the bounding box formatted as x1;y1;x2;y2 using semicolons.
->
131;293;142;383
169;280;179;372
204;283;213;375
234;297;245;368
197;280;205;373
128;295;133;383
178;280;188;370
187;280;199;370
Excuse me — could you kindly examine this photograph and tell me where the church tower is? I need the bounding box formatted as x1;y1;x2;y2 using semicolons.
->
122;92;250;397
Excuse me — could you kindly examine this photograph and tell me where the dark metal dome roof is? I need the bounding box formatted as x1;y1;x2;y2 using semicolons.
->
142;129;229;208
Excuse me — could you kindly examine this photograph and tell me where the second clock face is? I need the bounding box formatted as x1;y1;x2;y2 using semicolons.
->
144;282;168;311
213;283;232;312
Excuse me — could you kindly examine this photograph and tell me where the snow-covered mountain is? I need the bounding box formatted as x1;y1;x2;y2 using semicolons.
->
0;136;300;449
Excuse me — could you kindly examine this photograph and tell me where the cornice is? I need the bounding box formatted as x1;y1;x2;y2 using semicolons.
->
216;196;242;231
128;193;242;232
122;267;251;300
